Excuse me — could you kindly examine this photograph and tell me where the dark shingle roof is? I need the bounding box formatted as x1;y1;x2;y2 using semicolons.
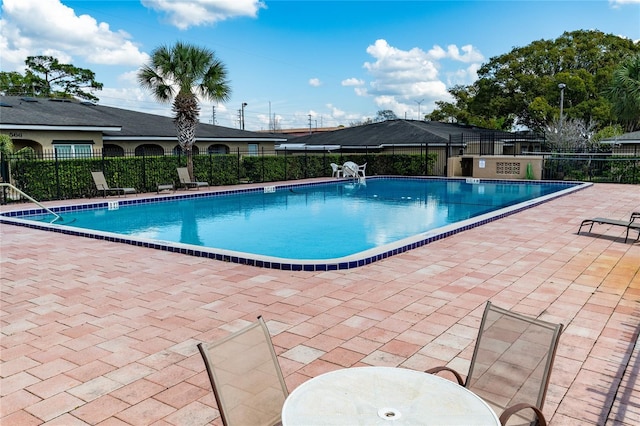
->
288;119;519;147
0;96;287;141
600;131;640;143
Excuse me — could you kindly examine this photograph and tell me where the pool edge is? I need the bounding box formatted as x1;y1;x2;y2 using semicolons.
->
1;177;592;271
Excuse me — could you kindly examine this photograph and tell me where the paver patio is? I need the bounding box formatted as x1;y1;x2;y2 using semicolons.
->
1;182;639;425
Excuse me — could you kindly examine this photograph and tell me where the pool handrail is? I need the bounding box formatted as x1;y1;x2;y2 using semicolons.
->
0;183;62;223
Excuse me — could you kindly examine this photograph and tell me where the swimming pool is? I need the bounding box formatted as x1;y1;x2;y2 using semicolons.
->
1;177;588;270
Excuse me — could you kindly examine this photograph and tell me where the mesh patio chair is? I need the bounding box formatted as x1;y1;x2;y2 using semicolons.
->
426;301;563;426
197;316;288;426
177;167;209;190
91;171;136;197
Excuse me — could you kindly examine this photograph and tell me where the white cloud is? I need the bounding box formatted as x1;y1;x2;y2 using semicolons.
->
326;104;346;119
447;63;481;86
0;0;149;71
609;0;640;7
342;78;365;86
309;78;322;87
362;39;482;116
354;87;369;97
141;0;265;30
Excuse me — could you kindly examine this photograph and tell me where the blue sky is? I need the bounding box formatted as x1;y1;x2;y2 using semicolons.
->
1;0;639;131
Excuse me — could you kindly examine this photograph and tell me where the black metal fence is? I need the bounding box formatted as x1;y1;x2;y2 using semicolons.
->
540;149;640;184
1;140;638;203
0;146;440;202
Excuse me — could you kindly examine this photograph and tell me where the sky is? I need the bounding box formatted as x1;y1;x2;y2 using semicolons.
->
1;0;639;131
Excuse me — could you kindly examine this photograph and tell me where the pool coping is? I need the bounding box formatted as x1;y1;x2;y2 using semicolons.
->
0;176;592;270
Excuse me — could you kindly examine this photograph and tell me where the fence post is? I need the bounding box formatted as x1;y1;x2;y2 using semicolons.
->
141;149;147;190
445;136;451;176
632;145;638;184
425;143;429;176
237;147;241;182
261;146;265;183
208;151;213;185
284;147;288;181
54;149;61;200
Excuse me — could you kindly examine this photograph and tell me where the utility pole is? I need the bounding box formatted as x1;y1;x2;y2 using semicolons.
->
308;114;312;134
241;102;247;130
415;99;424;120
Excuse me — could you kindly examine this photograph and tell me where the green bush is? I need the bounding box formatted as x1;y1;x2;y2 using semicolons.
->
5;152;438;201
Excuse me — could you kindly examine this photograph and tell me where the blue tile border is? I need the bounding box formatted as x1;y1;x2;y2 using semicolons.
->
1;177;590;270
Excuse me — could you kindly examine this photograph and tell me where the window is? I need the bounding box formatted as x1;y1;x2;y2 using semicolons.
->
172;145;200;156
135;144;164;156
53;142;93;159
248;144;259;156
208;144;230;154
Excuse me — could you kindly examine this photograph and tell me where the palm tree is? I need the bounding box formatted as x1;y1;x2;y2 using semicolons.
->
138;42;231;178
605;54;640;132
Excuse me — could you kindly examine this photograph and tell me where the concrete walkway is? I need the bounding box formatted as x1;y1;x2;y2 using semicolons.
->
1;182;639;425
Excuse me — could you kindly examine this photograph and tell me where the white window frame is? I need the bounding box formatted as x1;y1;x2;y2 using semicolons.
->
54;143;93;159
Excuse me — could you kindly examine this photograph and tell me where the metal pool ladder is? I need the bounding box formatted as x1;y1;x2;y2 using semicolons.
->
0;183;62;223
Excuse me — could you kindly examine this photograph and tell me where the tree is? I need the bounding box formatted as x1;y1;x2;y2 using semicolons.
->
0;71;38;96
375;110;397;122
349;117;374;127
604;54;640;132
0;134;13;157
138;42;231;178
24;56;103;101
544;117;599;152
428;30;640;133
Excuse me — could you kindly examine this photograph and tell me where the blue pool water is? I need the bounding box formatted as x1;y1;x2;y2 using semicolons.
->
6;177;583;267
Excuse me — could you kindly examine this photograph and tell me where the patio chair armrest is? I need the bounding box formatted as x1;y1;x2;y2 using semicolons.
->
424;366;464;385
499;402;547;426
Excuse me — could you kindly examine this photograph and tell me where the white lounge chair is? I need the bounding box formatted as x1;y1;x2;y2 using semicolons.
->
330;163;343;178
177;167;209;190
342;161;359;178
91;171;136;197
357;162;367;177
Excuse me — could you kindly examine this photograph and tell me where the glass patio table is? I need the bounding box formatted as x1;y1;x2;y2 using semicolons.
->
281;366;500;425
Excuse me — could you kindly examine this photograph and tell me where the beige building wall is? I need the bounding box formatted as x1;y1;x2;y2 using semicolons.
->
1;130;104;152
447;155;544;180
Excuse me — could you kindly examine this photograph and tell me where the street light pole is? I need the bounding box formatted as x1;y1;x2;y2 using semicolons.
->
558;83;566;137
415;99;424;120
241;102;247;130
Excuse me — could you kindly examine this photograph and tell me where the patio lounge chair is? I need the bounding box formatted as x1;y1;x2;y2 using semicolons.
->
177;167;209;190
330;162;343;178
91;171;136;197
197;316;288;426
426;301;563;426
578;212;640;243
156;183;174;194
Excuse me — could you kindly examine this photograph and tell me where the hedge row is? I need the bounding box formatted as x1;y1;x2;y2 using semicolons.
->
7;152;437;201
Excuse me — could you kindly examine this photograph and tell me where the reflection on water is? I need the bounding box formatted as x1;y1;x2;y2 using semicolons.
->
24;179;568;260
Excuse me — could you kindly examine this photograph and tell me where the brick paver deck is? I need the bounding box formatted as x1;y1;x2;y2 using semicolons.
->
1;182;639;425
